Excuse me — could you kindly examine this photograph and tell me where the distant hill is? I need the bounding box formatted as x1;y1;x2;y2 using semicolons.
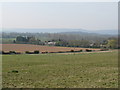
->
2;28;117;35
60;30;117;36
89;30;118;35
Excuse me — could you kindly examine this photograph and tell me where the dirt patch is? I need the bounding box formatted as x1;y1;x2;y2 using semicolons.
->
0;44;100;53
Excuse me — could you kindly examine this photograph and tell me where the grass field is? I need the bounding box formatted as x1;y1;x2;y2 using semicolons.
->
0;38;15;44
2;51;118;88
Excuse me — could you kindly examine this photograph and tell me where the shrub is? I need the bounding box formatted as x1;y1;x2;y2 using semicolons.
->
42;52;45;54
9;51;16;54
2;51;10;54
86;49;92;52
11;70;18;73
2;51;21;54
2;51;4;54
42;51;48;54
71;50;74;52
45;51;48;53
58;51;64;53
25;51;30;54
34;50;39;54
25;51;34;54
100;49;109;51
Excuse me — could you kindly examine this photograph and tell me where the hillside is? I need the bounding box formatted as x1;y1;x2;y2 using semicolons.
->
2;28;117;35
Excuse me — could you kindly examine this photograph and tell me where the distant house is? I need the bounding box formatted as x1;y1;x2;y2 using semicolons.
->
100;44;107;48
45;41;56;45
89;43;94;47
48;42;56;45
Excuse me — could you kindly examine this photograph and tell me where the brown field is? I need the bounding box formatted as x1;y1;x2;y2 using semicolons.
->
0;44;100;53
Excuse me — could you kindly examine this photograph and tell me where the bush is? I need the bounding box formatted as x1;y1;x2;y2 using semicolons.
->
45;51;48;53
34;50;39;54
71;50;74;52
100;49;109;51
86;49;92;52
42;51;48;54
42;52;46;54
2;51;16;54
2;51;21;54
11;70;18;73
2;51;5;54
2;51;10;54
26;51;40;54
9;51;16;54
25;51;30;54
58;51;64;53
25;51;34;54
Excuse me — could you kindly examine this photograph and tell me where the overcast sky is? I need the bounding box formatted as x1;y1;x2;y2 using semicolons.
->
1;2;118;32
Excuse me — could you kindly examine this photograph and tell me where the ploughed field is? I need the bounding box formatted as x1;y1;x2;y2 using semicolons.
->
0;44;100;53
2;51;118;88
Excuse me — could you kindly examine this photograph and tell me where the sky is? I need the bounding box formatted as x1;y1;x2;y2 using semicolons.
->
1;2;118;32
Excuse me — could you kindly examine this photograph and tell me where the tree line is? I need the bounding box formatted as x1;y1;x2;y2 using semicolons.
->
2;32;119;49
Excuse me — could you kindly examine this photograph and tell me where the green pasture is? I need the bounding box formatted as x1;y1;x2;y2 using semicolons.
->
2;51;118;88
1;38;16;44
